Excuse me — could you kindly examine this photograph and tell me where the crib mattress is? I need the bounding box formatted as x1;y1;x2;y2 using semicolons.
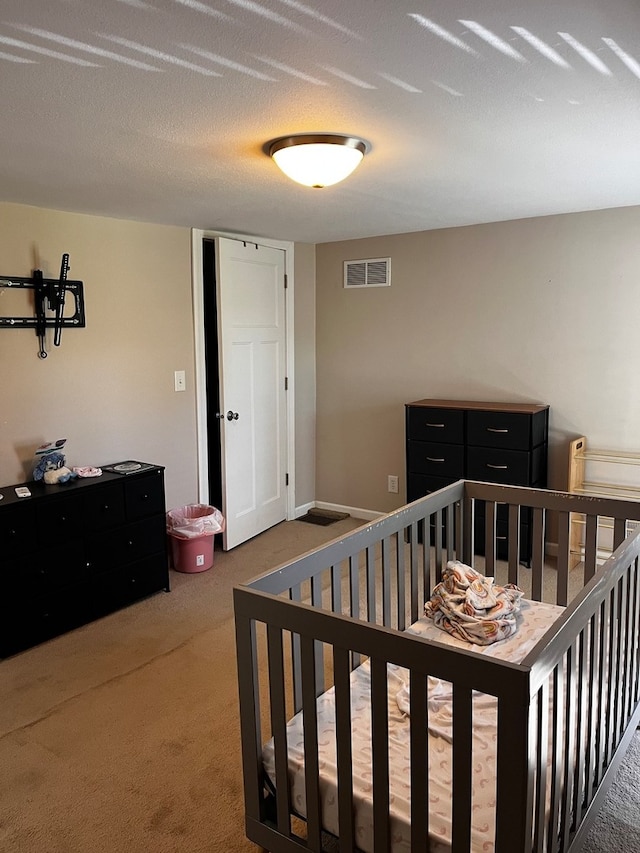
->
262;597;563;853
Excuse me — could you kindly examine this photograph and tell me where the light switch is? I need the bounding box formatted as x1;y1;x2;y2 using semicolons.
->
174;370;186;392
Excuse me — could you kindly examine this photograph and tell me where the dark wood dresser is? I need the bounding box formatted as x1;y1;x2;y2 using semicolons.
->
405;399;549;561
0;464;170;658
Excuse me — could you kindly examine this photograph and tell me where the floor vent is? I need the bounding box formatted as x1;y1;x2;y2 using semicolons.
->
344;257;391;288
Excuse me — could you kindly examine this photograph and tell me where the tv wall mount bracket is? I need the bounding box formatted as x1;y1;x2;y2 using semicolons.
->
0;253;85;358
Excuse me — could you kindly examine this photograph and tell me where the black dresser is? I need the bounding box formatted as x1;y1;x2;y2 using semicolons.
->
405;399;549;561
0;465;170;658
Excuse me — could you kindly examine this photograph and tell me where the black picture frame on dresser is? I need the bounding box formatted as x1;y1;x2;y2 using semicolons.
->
0;464;170;658
405;399;549;564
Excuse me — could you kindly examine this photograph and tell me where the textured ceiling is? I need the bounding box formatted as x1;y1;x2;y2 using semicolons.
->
1;0;639;243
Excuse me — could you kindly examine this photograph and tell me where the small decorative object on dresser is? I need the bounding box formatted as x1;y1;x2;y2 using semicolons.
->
405;398;549;562
0;463;170;658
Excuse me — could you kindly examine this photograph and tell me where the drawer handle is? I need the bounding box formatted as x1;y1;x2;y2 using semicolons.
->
487;428;509;433
496;536;508;541
426;422;445;428
487;464;508;469
427;457;445;463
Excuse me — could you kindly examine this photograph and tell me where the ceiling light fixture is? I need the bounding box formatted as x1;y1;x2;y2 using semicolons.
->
268;133;368;188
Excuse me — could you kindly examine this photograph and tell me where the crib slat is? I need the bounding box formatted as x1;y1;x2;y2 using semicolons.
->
620;565;633;733
366;545;376;623
235;617;264;823
382;537;392;627
290;585;303;713
534;681;549;852
311;573;325;692
561;644;577;848
330;563;342;614
495;694;533;853
334;647;354;852
606;585;619;766
613;517;626;550
584;514;598;582
349;555;363;668
455;499;463;561
548;665;563;853
409;670;429;852
300;635;322;850
422;519;432;599
613;577;625;744
629;559;640;711
595;598;609;787
585;611;600;806
484;500;496;577
557;511;570;606
434;509;444;582
573;629;588;825
410;521;419;624
396;532;406;631
463;495;473;566
451;685;473;853
370;658;390;853
531;507;545;602
267;625;291;833
447;502;455;562
349;555;359;620
508;504;520;585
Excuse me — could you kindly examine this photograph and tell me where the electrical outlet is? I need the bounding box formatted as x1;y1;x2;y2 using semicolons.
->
388;474;399;493
174;370;186;392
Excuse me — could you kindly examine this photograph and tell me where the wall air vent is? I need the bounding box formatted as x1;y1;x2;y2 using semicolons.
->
343;257;391;289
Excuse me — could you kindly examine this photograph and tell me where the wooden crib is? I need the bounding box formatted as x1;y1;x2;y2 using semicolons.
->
233;480;640;852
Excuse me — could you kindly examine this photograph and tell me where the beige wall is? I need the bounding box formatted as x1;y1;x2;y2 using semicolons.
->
0;202;317;516
0;203;197;509
315;205;640;514
293;242;316;507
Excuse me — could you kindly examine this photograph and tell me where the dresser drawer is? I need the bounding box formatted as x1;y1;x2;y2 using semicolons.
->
82;485;126;532
467;447;532;485
467;411;534;450
87;515;166;573
4;541;88;594
36;495;85;539
0;505;38;556
407;407;464;444
125;472;165;521
91;555;169;618
407;473;456;503
408;441;465;479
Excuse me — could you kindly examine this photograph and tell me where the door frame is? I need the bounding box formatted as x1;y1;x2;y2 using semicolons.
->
190;229;296;522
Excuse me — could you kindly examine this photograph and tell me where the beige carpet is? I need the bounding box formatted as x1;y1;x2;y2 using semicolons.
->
0;517;637;852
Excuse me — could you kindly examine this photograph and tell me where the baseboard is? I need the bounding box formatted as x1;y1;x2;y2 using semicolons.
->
296;504;562;553
314;501;383;522
294;501;315;519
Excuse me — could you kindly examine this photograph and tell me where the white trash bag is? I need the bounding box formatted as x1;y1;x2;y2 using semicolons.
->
166;504;225;539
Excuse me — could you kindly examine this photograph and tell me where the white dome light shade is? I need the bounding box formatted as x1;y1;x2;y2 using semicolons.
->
269;134;367;188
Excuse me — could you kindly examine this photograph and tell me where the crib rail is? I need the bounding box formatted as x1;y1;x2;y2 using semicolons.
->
521;528;640;852
234;481;640;853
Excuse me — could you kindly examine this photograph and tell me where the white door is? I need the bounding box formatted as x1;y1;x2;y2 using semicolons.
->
216;237;288;549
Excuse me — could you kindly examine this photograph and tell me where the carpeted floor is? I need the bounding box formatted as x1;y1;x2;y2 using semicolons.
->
0;516;638;852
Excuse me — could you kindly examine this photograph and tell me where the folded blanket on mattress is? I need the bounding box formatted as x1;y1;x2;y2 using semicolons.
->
424;560;523;645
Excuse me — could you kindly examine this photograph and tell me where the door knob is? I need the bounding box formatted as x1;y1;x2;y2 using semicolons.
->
227;411;239;421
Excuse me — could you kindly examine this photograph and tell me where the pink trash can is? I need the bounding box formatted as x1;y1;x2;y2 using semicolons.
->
170;533;215;573
166;504;225;574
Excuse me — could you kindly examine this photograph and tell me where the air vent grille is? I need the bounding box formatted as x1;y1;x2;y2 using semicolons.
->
344;257;391;288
